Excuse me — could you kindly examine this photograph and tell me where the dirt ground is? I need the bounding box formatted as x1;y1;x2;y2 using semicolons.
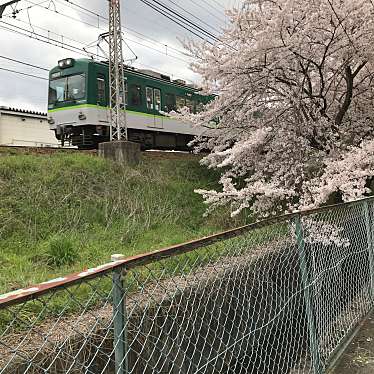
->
330;313;374;374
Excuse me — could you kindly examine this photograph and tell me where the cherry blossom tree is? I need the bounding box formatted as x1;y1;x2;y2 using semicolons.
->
183;0;374;217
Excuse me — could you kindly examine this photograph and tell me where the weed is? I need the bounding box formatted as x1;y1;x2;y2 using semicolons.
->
46;236;78;267
0;151;246;293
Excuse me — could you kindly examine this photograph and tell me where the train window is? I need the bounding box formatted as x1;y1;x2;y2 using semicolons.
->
176;96;186;110
165;93;176;112
118;82;127;109
130;84;142;106
48;73;86;104
154;89;161;111
146;87;153;110
67;74;86;100
97;76;105;104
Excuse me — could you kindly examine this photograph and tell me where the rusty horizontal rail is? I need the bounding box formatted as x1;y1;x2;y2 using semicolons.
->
0;195;372;309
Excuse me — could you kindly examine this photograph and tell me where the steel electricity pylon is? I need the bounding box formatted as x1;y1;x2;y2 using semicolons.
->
108;0;127;141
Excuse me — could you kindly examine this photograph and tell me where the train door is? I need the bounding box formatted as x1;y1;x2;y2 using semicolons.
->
96;75;109;124
153;88;163;128
146;86;163;129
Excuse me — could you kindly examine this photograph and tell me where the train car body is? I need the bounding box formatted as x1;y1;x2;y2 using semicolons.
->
48;58;211;149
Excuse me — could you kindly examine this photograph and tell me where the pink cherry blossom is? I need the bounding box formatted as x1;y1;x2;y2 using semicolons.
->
181;0;374;217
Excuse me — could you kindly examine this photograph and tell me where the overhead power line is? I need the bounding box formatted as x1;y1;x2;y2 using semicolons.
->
0;54;49;71
27;0;193;59
0;0;217;82
138;0;215;44
2;0;49;18
0;0;20;18
11;0;195;64
139;0;237;51
0;20;94;56
162;0;222;34
140;0;222;42
57;0;237;53
0;66;48;80
185;0;226;24
56;0;221;47
4;0;221;61
3;16;92;51
5;13;192;65
0;19;181;78
206;0;227;11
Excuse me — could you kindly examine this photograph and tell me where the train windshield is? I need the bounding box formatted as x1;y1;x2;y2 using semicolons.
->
48;73;86;106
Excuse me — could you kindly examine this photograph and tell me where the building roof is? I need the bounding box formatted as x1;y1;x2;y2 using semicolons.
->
0;106;47;118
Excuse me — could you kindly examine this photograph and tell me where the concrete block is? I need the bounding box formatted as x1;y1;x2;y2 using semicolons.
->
98;141;141;166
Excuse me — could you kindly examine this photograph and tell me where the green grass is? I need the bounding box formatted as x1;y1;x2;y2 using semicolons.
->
0;151;249;294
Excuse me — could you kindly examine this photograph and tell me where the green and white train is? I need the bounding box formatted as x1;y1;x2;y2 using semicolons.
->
48;58;211;150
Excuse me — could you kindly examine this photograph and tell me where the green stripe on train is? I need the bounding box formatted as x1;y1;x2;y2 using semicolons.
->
48;104;172;120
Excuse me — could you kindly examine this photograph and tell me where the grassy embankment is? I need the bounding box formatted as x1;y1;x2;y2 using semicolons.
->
0;149;248;294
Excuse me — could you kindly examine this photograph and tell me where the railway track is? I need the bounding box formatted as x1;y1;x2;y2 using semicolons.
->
0;145;93;155
0;145;201;160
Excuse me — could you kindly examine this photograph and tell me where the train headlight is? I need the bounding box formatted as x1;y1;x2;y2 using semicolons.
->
58;58;75;69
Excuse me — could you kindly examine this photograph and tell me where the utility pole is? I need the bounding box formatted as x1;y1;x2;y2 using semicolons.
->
108;0;127;141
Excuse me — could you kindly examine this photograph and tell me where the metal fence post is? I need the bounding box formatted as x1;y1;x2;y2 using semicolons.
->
111;254;128;374
294;215;322;374
363;201;374;300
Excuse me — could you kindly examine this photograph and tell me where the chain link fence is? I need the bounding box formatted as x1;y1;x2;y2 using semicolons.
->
1;198;374;373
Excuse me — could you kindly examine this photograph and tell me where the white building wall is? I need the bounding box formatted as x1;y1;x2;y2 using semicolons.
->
0;108;59;147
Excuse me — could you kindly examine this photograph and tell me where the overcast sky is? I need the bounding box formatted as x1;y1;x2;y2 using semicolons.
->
0;0;242;112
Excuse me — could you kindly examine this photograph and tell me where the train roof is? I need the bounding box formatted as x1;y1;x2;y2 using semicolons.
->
50;58;203;94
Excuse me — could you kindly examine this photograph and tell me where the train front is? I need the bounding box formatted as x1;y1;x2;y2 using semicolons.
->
47;58;109;149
